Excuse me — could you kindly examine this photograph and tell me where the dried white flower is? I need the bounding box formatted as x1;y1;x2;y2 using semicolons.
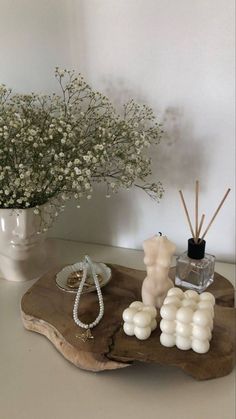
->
0;69;164;211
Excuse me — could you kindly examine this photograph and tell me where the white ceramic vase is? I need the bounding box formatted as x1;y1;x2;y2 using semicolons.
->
0;202;58;282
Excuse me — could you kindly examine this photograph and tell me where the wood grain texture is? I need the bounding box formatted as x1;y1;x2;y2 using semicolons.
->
21;265;235;379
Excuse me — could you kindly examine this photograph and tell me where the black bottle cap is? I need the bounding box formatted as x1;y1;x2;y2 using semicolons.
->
187;238;206;259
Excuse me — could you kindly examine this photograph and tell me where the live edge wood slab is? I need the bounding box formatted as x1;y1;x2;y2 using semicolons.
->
21;265;236;380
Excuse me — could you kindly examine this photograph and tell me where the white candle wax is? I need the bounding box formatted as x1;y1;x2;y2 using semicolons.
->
142;235;176;308
122;301;157;340
160;288;215;353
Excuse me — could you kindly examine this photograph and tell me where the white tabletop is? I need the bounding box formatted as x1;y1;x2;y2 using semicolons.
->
0;239;235;419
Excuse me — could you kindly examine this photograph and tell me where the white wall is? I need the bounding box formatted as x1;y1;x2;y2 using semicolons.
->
0;0;235;262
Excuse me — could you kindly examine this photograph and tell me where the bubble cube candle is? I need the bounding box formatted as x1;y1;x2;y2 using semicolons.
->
122;301;157;340
160;288;215;353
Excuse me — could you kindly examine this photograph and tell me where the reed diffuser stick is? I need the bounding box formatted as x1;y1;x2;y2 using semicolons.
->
179;190;196;241
195;180;199;241
200;188;231;241
196;214;205;241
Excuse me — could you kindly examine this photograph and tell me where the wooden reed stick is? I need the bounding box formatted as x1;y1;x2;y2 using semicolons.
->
195;180;199;240
200;188;231;241
179;190;196;241
196;213;205;242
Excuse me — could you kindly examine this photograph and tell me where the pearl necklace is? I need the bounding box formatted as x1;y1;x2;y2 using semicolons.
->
73;255;104;341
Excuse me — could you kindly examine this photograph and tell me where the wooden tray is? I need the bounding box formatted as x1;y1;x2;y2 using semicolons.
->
21;265;236;380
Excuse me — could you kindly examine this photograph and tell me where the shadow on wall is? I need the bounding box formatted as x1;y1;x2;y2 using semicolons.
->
152;106;208;191
63;0;210;196
101;77;147;112
60;0;209;196
107;85;207;192
96;78;207;194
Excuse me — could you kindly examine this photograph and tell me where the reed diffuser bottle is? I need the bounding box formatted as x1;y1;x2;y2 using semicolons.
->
176;181;230;293
175;238;215;292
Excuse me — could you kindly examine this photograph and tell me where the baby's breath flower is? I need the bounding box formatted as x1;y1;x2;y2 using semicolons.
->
74;167;81;175
0;69;164;210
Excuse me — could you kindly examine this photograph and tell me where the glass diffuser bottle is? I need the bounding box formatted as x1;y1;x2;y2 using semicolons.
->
176;181;230;293
175;238;215;292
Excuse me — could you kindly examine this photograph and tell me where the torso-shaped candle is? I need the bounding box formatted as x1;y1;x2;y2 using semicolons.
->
142;235;176;308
